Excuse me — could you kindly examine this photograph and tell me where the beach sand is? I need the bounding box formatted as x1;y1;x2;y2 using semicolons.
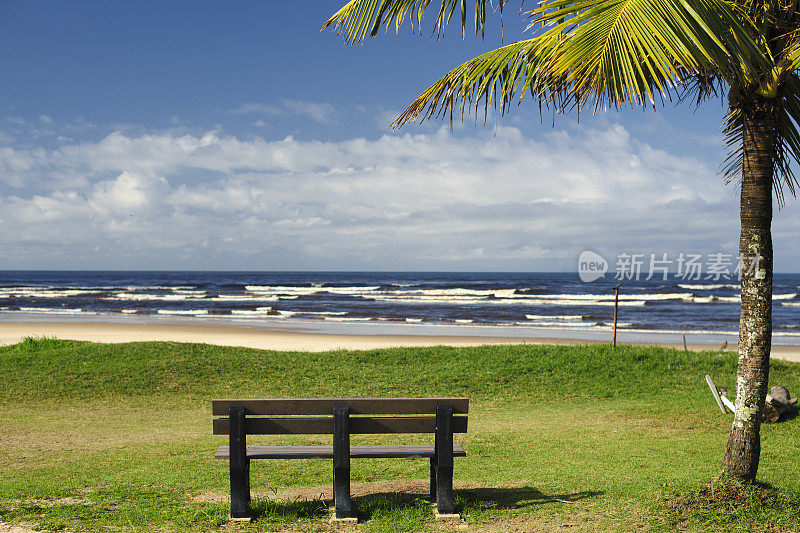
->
1;320;799;362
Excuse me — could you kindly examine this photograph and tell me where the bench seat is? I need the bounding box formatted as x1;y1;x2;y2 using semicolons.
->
215;444;466;460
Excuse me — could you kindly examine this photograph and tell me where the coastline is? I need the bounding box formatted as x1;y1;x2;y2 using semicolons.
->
2;318;799;362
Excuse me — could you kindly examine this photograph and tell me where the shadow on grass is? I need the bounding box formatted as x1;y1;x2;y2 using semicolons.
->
250;497;328;523
248;486;603;524
458;486;604;510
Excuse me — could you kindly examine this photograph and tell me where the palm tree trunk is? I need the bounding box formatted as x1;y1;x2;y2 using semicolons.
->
721;95;775;482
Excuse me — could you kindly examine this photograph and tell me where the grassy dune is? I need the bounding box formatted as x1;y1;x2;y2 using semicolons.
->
0;338;798;532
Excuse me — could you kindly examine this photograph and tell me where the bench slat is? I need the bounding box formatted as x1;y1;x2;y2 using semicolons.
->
211;398;469;416
214;444;467;459
212;416;468;435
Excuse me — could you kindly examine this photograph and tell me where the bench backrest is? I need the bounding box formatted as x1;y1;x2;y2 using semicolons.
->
212;398;469;435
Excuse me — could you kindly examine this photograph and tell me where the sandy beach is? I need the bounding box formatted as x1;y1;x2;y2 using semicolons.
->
2;320;799;363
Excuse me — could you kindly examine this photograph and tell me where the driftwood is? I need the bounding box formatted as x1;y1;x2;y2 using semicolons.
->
705;375;728;414
718;390;735;413
762;402;781;424
763;386;797;423
705;378;797;423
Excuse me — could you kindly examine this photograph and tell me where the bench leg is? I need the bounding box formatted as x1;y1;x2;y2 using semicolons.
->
333;466;353;519
429;456;437;502
333;405;355;519
435;404;456;515
435;465;454;514
229;406;251;519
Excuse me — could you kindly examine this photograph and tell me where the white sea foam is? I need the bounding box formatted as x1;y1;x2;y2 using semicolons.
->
394;288;519;298
678;283;739;290
518;321;595;327
170;289;207;296
525;314;584;321
121;309;139;314
367;294;650;306
245;285;526;300
296;311;347;315
15;307;93;315
0;285;209;299
157;309;209;315
108;293;203;301
124;285;190;291
245;285;380;296
514;321;607;329
712;293;794;304
774;293;798;300
518;292;692;301
454;319;474;323
521;314;632;328
205;295;280;302
405;318;424;323
230;309;278;316
237;285;718;307
0;288;105;298
782;302;800;307
227;308;292;318
547;291;677;301
323;316;372;321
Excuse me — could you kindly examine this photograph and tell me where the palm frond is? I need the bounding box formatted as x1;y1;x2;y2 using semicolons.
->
772;74;800;201
722;76;800;206
721;104;746;188
393;0;769;126
322;0;510;42
393;36;569;126
779;30;800;72
534;0;766;97
678;71;725;106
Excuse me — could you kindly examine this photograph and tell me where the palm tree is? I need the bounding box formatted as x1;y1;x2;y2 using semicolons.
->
323;0;799;482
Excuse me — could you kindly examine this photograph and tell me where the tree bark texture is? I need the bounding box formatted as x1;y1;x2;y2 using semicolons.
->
721;94;775;482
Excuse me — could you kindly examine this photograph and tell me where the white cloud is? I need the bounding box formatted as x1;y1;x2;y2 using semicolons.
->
231;102;280;115
89;171;166;216
0;122;788;270
279;100;335;124
231;99;336;124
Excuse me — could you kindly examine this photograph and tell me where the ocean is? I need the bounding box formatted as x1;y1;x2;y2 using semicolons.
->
1;271;799;341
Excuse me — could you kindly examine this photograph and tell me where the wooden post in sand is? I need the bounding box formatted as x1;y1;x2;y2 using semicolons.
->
612;282;622;347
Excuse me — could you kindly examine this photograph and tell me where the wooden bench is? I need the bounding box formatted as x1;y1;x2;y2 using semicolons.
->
212;397;468;520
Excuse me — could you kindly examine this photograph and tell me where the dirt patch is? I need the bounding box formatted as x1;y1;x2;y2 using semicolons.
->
0;522;39;533
458;514;596;532
192;479;484;503
671;480;775;513
10;496;89;508
663;480;799;533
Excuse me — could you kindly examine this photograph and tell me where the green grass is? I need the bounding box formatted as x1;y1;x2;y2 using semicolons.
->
0;338;798;532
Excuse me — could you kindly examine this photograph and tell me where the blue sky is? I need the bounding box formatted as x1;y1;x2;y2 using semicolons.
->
1;1;798;271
